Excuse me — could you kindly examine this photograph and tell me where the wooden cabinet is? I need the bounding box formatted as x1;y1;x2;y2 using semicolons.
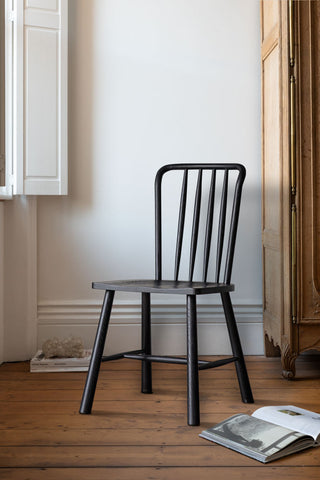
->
262;0;320;377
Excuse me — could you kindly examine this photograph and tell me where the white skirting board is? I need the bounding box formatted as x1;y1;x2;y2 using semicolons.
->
37;299;264;356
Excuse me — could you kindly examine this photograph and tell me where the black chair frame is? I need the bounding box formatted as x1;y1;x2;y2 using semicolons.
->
80;164;254;426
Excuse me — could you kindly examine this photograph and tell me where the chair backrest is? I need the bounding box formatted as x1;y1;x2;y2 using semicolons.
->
154;164;246;284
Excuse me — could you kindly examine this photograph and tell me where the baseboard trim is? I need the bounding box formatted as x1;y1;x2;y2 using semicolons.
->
37;299;263;355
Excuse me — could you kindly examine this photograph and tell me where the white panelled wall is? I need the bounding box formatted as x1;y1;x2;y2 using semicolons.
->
2;0;262;361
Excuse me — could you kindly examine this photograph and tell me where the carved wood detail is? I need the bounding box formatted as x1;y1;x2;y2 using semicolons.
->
281;343;297;379
264;333;281;357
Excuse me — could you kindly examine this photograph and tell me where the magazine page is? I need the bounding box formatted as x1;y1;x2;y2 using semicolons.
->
252;405;320;442
200;414;308;462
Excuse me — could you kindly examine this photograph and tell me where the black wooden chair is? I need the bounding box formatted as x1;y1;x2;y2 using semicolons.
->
80;163;254;426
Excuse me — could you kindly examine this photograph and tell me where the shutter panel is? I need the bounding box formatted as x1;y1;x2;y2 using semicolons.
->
13;0;68;195
0;0;13;199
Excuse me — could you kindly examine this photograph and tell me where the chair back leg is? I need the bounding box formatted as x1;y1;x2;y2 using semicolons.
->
141;292;152;393
221;292;254;403
186;294;200;426
80;290;115;414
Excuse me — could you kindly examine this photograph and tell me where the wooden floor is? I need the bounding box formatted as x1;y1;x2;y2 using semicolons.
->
1;355;320;479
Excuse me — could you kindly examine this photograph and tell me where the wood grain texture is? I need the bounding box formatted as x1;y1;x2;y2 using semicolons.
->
297;0;320;324
261;0;292;363
1;356;320;478
261;0;320;375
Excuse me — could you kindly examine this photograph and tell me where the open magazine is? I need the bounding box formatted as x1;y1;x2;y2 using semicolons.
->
199;405;320;463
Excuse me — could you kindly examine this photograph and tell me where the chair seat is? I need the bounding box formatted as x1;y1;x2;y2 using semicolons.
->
92;279;235;295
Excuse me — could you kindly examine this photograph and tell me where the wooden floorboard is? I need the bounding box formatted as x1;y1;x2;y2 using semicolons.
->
1;356;320;479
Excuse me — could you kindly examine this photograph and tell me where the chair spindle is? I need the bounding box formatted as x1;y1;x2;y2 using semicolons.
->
203;170;216;283
174;170;188;281
215;170;229;282
189;170;203;281
223;175;242;284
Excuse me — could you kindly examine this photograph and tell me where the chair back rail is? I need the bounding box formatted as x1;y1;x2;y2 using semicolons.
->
154;164;246;284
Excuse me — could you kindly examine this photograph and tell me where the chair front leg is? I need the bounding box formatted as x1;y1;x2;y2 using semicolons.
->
187;294;200;426
80;290;115;414
221;291;254;403
141;292;152;393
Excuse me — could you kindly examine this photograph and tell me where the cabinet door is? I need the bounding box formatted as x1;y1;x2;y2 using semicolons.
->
297;2;320;344
12;0;68;195
261;0;291;354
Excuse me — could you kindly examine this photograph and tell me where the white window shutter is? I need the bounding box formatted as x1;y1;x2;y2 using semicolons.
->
13;0;68;195
0;0;13;199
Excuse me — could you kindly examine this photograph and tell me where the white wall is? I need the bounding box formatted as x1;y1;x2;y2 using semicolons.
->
4;0;262;360
2;197;37;361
